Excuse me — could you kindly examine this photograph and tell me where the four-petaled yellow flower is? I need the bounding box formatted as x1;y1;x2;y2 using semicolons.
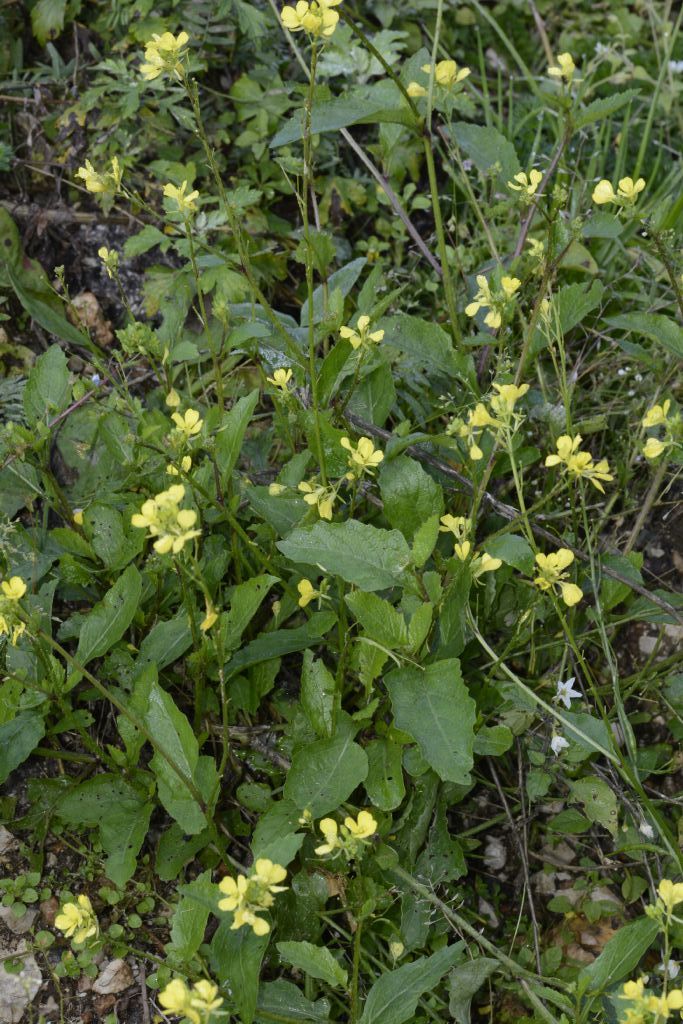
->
547;52;575;83
315;809;377;859
642;400;671;428
164;180;200;214
544;434;613;492
471;552;502;578
159;977;223;1024
1;577;26;601
76;157;122;195
507;169;543;198
218;859;287;936
465;275;521;330
140;30;190;81
297;579;320;608
421;59;471;87
267;368;293;390
592;176;645;206
490;382;529;421
98;247;119;279
533;548;582;607
658;879;683;912
172;408;203;438
131;484;201;554
55;895;98;944
281;0;342;38
298;480;335;520
340;436;384;477
339;315;384;351
0;575;27;646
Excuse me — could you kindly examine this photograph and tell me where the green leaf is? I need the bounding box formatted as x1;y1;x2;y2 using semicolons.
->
484;534;534;573
448;958;498;1024
23;345;71;425
358;945;462;1024
574;89;640;129
123;225;170;258
256;980;330;1023
450;123;520;191
277;941;348;989
251;799;305;866
30;0;67;45
570;776;618;836
379;456;443;540
70;565;141;682
225;611;337;680
284;716;368;816
0;712;45;785
271;81;413;148
385;659;476;784
605;312;683;359
210;920;268;1024
85;504;143;570
277;520;411;591
215;390;259;479
301;650;336;739
365;738;405;811
348;362;396;427
222;575;278;653
580;916;659;993
56;775;152;886
167;870;214;961
8;265;93;350
382;314;465;379
345;591;408;649
134;611;193;679
557;280;604;333
301;258;366;327
473;725;513;756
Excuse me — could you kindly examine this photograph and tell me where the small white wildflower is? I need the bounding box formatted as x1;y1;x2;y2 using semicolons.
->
555;677;582;709
551;734;569;756
668;60;683;73
639;822;655;840
660;960;681;979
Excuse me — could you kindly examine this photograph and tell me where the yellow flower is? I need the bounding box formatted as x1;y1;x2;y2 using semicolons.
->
547;52;575;83
314;817;340;855
344;809;377;839
200;603;218;632
131;484;201;554
76;158;122;195
622;978;645;1002
218;860;287;936
1;577;26;601
166;388;181;408
642;399;671;428
658;879;683;912
73;509;84;525
297;579;320;608
407;82;427;98
340;436;384;477
421;59;471;87
533;548;582;606
315;810;377;859
298;480;335;520
490;382;529;420
439;515;471;558
457;404;498;461
163;180;200;214
189;980;223;1020
281;0;342;38
140;30;190;81
643;436;668;460
465;275;520;330
544;434;613;492
592;176;645;206
339;314;384;351
527;237;545;260
55;895;98;944
269;483;286;496
471;552;502;578
159;979;194;1021
98;247;119;279
507;169;543;197
167;455;193;476
501;276;521;298
172;408;203;438
267;368;293;390
592;180;616;205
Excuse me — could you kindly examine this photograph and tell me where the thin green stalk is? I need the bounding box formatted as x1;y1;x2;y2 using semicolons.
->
184;215;224;411
423;138;462;346
350;917;362;1024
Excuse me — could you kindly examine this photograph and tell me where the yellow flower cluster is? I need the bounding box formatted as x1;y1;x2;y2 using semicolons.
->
465;274;521;330
456;383;529;460
218;859;287;936
164;181;200;215
140;30;190;81
620;977;683;1024
55;895;98;944
340;315;384;351
547;52;576;83
533;548;582;607
281;0;342;38
267;367;293;391
0;576;27;646
438;515;501;577
341;436;384;477
131;485;201;554
507;169;543;199
407;59;471;97
544;434;613;492
76;157;122;195
642;399;677;459
298;479;336;520
159;978;223;1024
98;246;119;279
315;809;377;859
592;176;646;207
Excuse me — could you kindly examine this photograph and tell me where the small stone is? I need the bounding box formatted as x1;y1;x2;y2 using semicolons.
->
92;958;134;995
0;905;38;934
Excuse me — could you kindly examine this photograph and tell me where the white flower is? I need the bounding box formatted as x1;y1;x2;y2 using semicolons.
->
668;60;683;73
551;734;569;756
555;676;582;709
660;960;680;979
639;822;655;840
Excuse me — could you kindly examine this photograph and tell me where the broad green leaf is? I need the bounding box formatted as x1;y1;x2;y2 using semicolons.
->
358;945;462;1024
23;345;71;425
450;122;519;191
71;565;141;681
448;958;498;1024
210;920;268;1024
256;980;330;1023
385;659;476;784
473;725;513;756
85;504;143;570
301;257;366;327
345;591;408;649
365;737;405;810
134;610;193;679
8;265;93;350
382;313;465;379
570;776;618;836
574;89;640;129
379;455;443;540
348;362;396;427
277;520;411;591
156;823;212;881
56;774;152;886
606;312;683;359
557;280;604;333
277;941;348;989
284;716;368;815
301;650;336;738
123;225;170;258
0;712;45;784
215;390;259;479
271;81;413;148
580;916;659;993
411;515;440;568
225;611;337;680
251;799;305;866
484;534;534;573
222;575;278;652
167;870;214;961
